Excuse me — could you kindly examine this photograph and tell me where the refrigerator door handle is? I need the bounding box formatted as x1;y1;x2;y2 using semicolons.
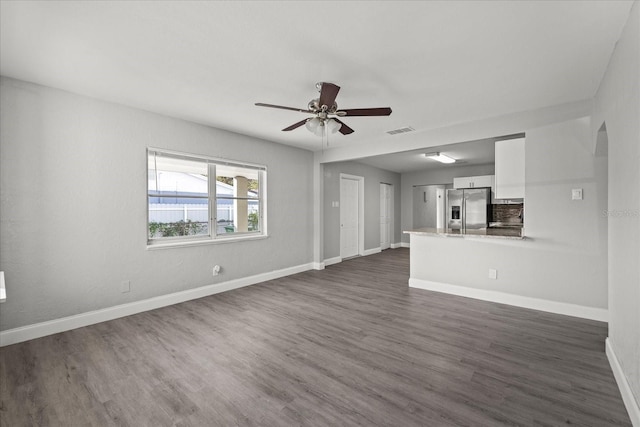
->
462;196;465;233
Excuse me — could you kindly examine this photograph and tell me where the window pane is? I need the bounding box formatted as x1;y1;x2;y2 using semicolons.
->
148;152;209;239
216;165;259;199
148;198;209;238
216;201;260;234
216;199;234;234
149;153;208;196
247;202;260;232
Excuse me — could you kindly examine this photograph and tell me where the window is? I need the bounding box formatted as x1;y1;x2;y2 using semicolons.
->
147;148;266;246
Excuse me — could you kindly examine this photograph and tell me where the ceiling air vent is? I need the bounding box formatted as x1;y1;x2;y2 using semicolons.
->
386;126;415;135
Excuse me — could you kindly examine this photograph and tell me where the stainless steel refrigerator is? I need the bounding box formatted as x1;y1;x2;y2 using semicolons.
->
446;188;490;233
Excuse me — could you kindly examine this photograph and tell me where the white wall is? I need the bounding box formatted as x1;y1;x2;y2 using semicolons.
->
401;164;496;244
593;2;640;413
409;116;609;310
0;77;314;331
322;161;401;260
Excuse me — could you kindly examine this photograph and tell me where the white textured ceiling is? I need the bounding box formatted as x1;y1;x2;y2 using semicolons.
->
357;136;510;174
0;1;633;158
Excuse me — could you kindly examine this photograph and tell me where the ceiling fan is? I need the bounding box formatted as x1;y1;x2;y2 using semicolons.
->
255;82;392;136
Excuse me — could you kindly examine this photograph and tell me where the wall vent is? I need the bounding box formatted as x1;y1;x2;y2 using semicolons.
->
386;126;415;135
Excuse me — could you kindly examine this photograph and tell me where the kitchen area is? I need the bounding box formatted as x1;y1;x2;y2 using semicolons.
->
407;136;525;240
390;114;610;325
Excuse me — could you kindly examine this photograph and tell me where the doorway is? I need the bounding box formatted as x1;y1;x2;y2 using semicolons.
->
413;184;446;230
340;174;364;259
380;183;392;250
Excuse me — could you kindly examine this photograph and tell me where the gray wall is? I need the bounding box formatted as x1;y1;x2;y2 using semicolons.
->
593;2;640;410
323;161;401;260
409;116;608;310
0;77;314;330
401;164;495;243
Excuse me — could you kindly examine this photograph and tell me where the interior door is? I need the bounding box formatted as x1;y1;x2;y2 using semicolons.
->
341;177;359;258
380;183;391;250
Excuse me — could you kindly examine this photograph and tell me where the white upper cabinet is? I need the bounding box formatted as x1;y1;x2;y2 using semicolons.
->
495;138;525;199
453;174;496;201
453;174;494;189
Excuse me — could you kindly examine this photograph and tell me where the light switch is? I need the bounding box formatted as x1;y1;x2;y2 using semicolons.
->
572;188;583;200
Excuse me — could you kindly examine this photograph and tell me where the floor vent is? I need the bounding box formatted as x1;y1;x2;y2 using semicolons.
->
386;126;415;135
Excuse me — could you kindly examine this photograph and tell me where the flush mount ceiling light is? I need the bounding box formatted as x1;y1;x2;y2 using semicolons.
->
425;152;456;164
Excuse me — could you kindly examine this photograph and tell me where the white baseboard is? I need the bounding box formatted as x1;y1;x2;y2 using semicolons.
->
325;248;389;268
0;262;315;347
312;262;325;270
408;278;608;322
390;243;402;249
362;247;381;256
606;338;640;426
400;241;410;248
324;256;342;267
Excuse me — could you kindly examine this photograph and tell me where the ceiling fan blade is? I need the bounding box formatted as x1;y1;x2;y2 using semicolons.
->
318;83;340;109
282;119;308;131
334;118;355;135
338;107;392;117
255;103;313;114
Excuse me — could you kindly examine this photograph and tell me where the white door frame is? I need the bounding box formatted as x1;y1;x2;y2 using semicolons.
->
380;183;392;250
340;173;364;258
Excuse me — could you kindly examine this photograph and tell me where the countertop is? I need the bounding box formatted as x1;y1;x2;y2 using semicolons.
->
404;227;525;240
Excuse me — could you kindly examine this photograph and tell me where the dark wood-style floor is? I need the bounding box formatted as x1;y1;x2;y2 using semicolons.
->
0;248;631;426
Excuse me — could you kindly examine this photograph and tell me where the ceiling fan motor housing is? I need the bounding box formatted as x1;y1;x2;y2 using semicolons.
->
308;98;337;114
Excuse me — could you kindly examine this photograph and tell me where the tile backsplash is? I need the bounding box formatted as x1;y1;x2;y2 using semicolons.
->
492;203;524;223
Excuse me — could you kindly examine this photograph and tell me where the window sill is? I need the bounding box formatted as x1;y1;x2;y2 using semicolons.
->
147;233;269;250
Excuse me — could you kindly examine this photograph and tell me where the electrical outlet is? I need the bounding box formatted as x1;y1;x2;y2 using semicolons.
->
213;265;221;276
121;280;131;293
572;188;583;200
488;269;497;280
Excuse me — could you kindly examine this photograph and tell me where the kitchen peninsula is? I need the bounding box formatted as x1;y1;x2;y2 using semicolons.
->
405;226;524;240
401;116;610;333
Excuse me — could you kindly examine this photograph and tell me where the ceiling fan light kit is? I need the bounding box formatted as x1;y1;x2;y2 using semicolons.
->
305;117;342;138
255;82;392;137
425;152;456;164
326;118;341;134
305;117;321;132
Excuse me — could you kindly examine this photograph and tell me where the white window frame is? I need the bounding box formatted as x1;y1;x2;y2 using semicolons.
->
147;147;268;249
